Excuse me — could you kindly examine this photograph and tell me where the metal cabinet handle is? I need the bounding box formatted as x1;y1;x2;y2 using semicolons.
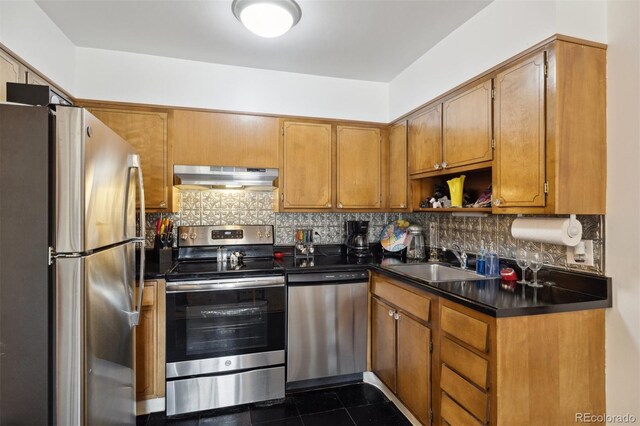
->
338;203;343;209
388;310;394;317
494;198;503;207
400;203;406;208
434;163;441;170
441;161;448;169
394;313;401;320
325;202;332;208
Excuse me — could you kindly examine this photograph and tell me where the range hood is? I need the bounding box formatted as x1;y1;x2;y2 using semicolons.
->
173;165;278;191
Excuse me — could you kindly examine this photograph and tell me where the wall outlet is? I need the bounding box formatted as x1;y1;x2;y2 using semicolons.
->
566;240;594;266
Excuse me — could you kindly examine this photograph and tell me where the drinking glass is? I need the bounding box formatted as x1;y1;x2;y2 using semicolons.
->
515;248;529;285
528;251;543;288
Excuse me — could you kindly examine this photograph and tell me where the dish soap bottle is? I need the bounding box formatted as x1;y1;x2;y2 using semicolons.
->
475;241;486;275
486;241;500;277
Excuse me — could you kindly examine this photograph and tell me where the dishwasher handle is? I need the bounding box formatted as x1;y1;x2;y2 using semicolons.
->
287;270;369;284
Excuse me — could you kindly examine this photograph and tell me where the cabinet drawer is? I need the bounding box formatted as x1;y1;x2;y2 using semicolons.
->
441;305;489;352
371;278;431;322
441;393;483;426
441;337;489;389
440;365;488;423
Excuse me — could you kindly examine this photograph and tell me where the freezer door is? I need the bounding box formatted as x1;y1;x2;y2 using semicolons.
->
55;106;138;253
56;242;136;425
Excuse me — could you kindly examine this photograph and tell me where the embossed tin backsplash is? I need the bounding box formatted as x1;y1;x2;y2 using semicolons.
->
145;189;605;275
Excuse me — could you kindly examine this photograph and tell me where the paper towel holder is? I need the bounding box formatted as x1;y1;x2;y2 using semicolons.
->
567;214;581;238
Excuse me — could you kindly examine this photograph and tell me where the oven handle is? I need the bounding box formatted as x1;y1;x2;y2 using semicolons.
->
166;276;285;293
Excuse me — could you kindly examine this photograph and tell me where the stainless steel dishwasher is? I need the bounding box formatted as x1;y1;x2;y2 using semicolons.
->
286;270;368;389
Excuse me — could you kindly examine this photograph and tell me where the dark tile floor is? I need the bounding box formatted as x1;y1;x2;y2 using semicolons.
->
137;383;412;426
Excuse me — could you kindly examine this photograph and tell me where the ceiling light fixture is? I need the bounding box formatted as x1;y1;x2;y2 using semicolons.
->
232;0;302;38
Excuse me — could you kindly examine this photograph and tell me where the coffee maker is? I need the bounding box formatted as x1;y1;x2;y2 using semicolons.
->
345;220;370;257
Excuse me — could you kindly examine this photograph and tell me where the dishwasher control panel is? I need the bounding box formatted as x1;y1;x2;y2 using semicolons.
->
287;270;369;284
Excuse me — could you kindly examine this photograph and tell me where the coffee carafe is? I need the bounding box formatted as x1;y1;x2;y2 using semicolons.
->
406;225;426;260
345;220;370;257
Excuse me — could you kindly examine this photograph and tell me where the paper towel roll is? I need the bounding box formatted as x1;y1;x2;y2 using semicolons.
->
511;217;582;246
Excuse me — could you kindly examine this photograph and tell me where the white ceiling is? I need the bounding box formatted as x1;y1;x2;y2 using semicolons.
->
35;0;492;82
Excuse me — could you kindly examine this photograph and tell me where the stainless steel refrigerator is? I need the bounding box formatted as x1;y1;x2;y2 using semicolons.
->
0;103;146;425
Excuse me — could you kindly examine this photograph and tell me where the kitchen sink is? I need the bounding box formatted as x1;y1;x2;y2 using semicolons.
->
383;263;487;283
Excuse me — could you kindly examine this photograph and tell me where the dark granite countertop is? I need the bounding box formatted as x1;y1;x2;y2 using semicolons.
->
139;245;611;317
369;263;611;318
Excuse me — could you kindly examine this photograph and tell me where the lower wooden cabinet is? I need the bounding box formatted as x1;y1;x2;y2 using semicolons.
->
135;279;166;402
371;278;433;425
369;272;606;426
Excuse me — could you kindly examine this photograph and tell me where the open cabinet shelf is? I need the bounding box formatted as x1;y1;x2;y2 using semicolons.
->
410;167;492;212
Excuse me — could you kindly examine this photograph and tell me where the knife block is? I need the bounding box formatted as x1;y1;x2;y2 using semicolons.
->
153;236;173;266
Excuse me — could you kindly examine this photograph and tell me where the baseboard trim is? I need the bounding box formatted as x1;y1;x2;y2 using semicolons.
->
136;397;165;415
363;371;421;426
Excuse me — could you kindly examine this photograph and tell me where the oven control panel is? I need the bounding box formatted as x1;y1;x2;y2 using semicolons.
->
211;229;243;240
177;225;274;247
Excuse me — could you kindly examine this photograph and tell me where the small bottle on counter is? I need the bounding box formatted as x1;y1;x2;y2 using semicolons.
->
485;242;500;277
476;241;486;275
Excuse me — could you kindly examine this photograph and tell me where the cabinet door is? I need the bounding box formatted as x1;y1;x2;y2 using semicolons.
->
173;110;279;168
282;122;332;209
388;121;408;209
88;108;170;211
135;280;166;401
371;297;397;393
0;49;25;102
397;312;431;425
408;105;441;175
442;79;493;170
493;52;546;208
25;69;47;86
336;126;382;209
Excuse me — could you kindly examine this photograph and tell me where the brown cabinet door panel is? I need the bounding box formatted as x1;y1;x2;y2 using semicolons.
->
0;49;25;102
443;79;493;169
88;108;169;210
371;297;397;393
282;122;332;209
493;52;546;208
135;280;166;401
388;121;408;209
408;105;442;174
396;313;431;425
336;126;382;209
173;110;279;168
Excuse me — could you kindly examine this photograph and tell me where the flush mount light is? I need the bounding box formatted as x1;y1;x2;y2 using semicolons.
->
232;0;302;38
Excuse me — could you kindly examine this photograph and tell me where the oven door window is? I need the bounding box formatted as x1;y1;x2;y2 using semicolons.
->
166;287;285;363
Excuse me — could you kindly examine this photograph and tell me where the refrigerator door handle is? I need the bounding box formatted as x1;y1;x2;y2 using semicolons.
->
129;154;146;326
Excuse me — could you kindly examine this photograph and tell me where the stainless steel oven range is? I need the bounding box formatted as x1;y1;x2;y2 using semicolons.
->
165;225;285;416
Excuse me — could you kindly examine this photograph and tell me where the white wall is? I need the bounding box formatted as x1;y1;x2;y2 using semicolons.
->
388;0;607;121
0;0;76;94
74;47;388;122
605;0;640;421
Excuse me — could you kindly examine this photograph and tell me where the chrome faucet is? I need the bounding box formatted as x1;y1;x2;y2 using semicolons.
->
444;244;468;269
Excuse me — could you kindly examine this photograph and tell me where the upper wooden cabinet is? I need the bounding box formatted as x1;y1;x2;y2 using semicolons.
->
0;49;25;102
388;121;408;210
408;105;441;175
493;52;546;209
442;79;493;170
88;106;172;211
280;122;385;212
493;40;606;214
336;126;382;209
281;121;333;210
25;69;47;86
408;79;492;178
173;110;279;168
